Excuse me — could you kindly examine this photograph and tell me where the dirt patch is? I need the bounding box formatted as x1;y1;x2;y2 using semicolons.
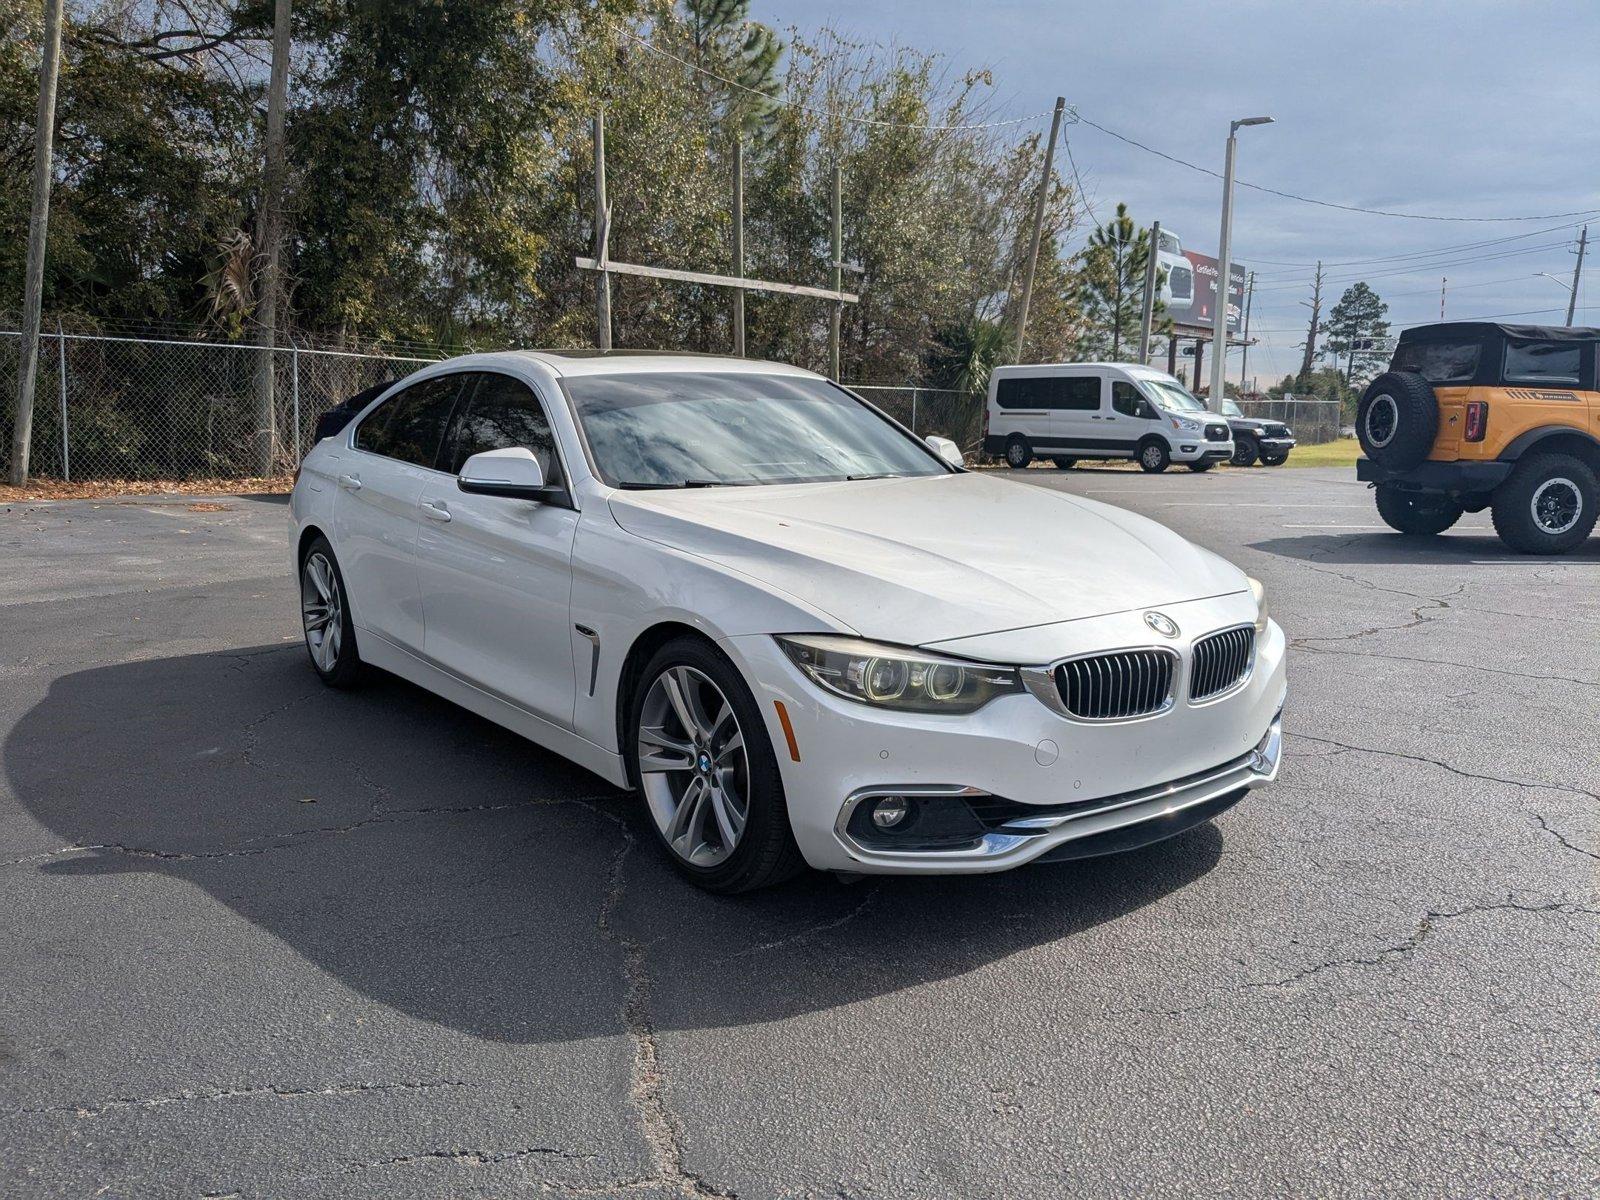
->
0;476;292;503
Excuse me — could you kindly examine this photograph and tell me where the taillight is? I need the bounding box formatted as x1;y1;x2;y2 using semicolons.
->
1464;401;1487;442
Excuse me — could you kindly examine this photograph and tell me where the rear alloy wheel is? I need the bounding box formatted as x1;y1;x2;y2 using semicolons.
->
1004;436;1033;469
300;537;362;687
630;638;802;892
1230;435;1259;467
1374;484;1463;536
1491;453;1598;555
1138;440;1170;473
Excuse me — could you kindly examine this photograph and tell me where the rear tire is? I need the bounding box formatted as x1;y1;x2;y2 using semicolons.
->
1051;456;1077;470
1137;440;1170;473
1188;461;1216;473
1490;453;1598;555
627;637;805;893
1004;436;1033;469
1374;484;1463;536
1358;372;1438;470
1230;435;1259;468
1260;452;1289;466
299;536;363;688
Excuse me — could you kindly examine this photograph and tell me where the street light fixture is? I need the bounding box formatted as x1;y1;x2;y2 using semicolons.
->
1209;116;1274;412
1533;271;1575;297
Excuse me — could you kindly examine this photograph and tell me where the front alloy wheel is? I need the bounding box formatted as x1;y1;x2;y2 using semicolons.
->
637;666;750;867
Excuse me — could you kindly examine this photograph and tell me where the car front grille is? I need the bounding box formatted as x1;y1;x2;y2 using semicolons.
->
1190;626;1255;701
1055;649;1175;720
1205;423;1230;442
1264;423;1290;437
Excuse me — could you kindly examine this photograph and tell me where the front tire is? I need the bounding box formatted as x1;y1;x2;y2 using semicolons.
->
1490;454;1598;555
1260;452;1289;466
628;637;804;893
299;536;363;688
1231;435;1259;468
1374;484;1463;536
1004;436;1033;469
1137;440;1170;473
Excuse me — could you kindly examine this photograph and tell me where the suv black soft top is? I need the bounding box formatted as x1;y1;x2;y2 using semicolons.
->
1399;321;1600;343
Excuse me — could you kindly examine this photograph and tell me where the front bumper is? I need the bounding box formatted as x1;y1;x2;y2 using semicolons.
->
1172;440;1234;463
1356;456;1511;493
1257;436;1296;453
724;595;1287;875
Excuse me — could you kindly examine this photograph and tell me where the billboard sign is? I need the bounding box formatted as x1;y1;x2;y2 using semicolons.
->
1155;235;1247;333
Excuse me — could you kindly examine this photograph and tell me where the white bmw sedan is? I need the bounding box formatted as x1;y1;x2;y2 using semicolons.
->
291;352;1285;892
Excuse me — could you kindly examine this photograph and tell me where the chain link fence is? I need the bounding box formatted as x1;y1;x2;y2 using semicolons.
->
849;385;981;452
1235;397;1343;445
0;330;437;483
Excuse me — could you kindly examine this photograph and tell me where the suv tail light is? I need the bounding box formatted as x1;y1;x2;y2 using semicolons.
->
1464;400;1488;442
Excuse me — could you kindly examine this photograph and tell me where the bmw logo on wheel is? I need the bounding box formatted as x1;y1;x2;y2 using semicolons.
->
1144;611;1180;638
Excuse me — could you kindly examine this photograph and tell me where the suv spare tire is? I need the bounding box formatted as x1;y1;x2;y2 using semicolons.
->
1357;372;1437;470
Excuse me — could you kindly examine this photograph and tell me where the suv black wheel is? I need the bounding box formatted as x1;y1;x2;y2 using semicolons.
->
1490;453;1598;555
627;636;805;893
1004;436;1033;469
1260;452;1289;466
1357;372;1438;470
1230;435;1259;467
1137;440;1170;473
1051;456;1077;470
299;536;364;688
1375;484;1463;536
1188;461;1215;473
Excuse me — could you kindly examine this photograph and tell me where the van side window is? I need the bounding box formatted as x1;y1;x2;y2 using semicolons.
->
1059;377;1101;410
1112;381;1145;418
995;376;1101;410
1504;339;1580;386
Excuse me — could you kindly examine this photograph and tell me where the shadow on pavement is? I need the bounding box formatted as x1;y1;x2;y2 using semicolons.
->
1251;531;1600;565
6;645;1224;1043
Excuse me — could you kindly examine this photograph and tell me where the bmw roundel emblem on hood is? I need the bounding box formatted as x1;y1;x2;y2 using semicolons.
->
1144;611;1179;638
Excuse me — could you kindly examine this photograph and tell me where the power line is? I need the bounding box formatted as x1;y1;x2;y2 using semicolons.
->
1062;138;1100;228
1241;218;1591;272
1247;239;1576;293
1073;114;1600;224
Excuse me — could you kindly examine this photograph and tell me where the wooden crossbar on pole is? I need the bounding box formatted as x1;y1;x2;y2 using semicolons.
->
575;258;859;304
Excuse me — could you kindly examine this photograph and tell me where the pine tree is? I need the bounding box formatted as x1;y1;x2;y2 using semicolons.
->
1323;282;1390;385
1074;203;1166;360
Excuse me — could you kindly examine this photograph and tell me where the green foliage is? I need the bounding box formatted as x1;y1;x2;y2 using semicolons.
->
1323;281;1389;385
1074;202;1166;361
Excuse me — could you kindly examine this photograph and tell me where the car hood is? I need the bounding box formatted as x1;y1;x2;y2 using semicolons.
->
607;473;1247;648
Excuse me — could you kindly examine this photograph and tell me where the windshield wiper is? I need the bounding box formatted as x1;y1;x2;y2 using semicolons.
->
614;479;730;490
846;473;899;481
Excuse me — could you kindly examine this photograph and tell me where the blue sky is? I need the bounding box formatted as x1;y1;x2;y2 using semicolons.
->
751;0;1599;385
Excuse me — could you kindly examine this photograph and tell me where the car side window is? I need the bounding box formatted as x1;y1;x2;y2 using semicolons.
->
1504;339;1580;386
353;375;465;468
1112;381;1145;418
442;372;561;483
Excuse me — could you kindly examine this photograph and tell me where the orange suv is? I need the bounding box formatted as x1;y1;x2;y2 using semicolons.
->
1355;322;1600;554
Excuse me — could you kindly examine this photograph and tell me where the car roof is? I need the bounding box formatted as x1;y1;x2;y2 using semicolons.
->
440;349;823;380
1399;321;1600;343
992;361;1173;373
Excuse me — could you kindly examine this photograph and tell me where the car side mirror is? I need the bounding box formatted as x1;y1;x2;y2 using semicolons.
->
457;447;549;499
925;435;965;468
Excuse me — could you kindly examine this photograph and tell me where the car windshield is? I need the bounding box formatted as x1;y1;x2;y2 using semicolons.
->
1138;377;1207;413
564;371;949;488
1220;398;1244;418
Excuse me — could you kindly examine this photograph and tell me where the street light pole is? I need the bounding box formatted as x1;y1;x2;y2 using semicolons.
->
1208;115;1272;412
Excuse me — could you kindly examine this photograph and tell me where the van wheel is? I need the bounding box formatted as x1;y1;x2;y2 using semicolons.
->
1357;372;1438;470
1491;454;1598;555
1230;436;1259;467
1051;457;1077;470
1004;436;1033;469
1375;484;1463;535
1138;440;1170;473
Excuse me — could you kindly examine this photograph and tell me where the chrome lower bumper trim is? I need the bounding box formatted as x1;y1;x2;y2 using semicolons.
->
833;715;1282;872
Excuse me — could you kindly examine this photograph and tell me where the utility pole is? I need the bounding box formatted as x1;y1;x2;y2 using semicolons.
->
1566;225;1587;326
731;142;745;356
252;0;291;475
1440;276;1447;321
829;162;842;379
1012;97;1066;364
9;0;65;488
1137;220;1161;364
593;111;612;350
1238;271;1255;395
1297;261;1323;383
1210;116;1272;408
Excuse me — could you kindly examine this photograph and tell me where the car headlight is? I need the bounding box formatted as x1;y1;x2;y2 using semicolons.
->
1247;576;1269;635
1170;415;1204;433
776;635;1023;714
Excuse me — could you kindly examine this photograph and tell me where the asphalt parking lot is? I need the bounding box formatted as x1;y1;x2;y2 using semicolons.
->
2;465;1596;1198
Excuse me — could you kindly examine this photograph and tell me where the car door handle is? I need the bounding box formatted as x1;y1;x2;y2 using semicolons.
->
419;500;452;523
338;473;362;491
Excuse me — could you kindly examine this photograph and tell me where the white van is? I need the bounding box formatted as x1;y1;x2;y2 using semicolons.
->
982;363;1234;473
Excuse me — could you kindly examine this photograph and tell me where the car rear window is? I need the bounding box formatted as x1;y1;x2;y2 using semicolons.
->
1503;339;1581;386
1390;340;1481;383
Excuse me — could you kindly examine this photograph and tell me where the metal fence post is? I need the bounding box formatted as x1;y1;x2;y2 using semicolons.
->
291;342;301;466
911;389;919;435
56;322;68;481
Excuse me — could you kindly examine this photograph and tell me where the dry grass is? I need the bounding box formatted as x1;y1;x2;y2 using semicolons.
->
0;475;293;503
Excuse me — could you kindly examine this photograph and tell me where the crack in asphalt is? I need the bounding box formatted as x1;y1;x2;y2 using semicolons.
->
1288;733;1600;806
1288;643;1600;690
1290;584;1463;649
10;1079;471;1119
1533;814;1600;861
721;887;883;960
347;1145;600;1169
1247;900;1597;991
